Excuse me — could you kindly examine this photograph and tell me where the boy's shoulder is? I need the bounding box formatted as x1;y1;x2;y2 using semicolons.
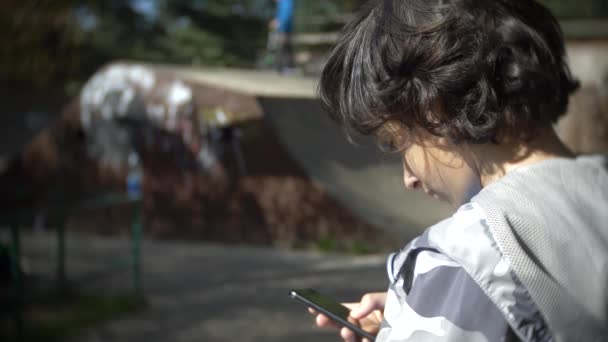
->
424;202;490;252
393;203;491;275
386;202;551;341
417;202;516;288
404;202;490;255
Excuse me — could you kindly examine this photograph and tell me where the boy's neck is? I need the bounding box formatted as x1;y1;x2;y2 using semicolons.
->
474;127;574;188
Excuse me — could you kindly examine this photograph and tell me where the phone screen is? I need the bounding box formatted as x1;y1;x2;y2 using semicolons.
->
289;288;376;341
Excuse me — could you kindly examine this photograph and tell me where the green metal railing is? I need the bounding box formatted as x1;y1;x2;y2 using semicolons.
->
1;192;143;340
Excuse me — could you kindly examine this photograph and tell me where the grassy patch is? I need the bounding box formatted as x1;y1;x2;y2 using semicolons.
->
0;291;146;342
313;238;337;253
346;241;375;255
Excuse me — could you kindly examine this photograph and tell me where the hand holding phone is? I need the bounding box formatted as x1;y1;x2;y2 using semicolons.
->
289;288;377;341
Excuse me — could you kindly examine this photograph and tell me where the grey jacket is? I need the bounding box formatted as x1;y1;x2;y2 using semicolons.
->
378;156;607;341
473;155;608;341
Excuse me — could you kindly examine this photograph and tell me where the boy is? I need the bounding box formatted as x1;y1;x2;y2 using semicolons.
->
311;0;608;341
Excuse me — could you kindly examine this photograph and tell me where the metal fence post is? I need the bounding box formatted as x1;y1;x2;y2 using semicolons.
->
56;216;66;291
131;201;143;296
9;222;23;341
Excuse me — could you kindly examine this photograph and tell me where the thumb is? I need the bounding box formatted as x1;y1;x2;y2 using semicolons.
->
349;293;385;319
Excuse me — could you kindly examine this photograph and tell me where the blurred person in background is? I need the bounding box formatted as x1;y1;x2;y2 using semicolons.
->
310;0;608;341
269;0;295;74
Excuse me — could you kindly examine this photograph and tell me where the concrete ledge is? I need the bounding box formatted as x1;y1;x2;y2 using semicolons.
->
151;64;319;99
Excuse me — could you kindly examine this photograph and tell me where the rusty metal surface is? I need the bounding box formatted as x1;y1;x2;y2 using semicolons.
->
0;63;393;250
143;63;266;126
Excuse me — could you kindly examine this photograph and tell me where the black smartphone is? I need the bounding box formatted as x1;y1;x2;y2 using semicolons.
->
289;288;376;341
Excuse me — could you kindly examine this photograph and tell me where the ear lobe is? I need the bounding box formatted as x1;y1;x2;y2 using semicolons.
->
403;173;421;190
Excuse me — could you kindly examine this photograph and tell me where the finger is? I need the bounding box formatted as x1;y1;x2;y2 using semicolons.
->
308;307;334;326
316;313;339;329
342;302;360;310
350;293;385;319
340;326;359;342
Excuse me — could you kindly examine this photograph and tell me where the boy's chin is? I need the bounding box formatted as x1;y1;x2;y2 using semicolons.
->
425;190;445;203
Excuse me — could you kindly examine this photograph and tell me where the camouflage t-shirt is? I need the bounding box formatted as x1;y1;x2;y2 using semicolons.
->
377;202;553;342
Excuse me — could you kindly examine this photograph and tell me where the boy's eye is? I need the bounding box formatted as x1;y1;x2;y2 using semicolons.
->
377;132;413;153
378;139;400;152
379;137;416;154
376;121;412;152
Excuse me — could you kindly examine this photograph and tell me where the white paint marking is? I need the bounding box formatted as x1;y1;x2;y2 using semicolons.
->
167;81;192;106
117;87;135;116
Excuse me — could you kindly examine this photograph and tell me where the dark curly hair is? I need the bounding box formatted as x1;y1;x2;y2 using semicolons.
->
319;0;579;146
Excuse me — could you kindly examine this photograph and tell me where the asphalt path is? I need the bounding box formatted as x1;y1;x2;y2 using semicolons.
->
14;232;389;342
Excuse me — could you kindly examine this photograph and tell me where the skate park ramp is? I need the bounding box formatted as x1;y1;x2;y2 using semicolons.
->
167;66;452;240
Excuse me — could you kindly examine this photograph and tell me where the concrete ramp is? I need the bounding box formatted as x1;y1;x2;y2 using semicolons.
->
258;97;451;239
166;66;451;239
